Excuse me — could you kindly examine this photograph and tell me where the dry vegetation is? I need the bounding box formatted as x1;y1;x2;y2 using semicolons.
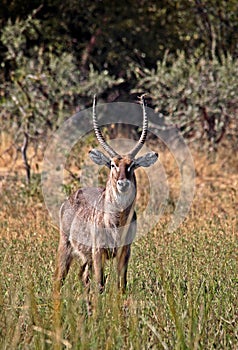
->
1;3;238;347
0;138;237;349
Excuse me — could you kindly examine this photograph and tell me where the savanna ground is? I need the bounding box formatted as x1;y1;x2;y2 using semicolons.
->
0;135;237;350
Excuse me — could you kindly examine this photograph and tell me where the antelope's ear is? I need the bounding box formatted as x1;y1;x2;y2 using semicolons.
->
89;149;111;168
134;152;158;169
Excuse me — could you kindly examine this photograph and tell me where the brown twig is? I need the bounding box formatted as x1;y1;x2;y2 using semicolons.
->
21;132;31;184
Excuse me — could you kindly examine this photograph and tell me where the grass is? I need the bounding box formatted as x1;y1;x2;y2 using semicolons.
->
0;150;237;349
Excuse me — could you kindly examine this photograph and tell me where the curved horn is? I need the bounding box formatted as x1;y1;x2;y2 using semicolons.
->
92;95;120;158
127;94;148;158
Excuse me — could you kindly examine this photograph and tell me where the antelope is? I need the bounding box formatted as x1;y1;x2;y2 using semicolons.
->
55;96;158;296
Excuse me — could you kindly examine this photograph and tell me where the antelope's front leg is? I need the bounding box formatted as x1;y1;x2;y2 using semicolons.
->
54;233;73;289
93;249;105;293
117;245;131;293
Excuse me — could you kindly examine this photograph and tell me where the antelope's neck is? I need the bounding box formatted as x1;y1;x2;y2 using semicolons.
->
104;178;136;218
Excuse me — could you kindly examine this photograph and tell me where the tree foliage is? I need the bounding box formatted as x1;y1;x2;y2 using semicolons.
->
0;1;238;180
0;11;122;182
135;52;238;151
1;0;238;77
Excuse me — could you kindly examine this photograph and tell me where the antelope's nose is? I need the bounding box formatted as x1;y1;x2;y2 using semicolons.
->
117;179;130;192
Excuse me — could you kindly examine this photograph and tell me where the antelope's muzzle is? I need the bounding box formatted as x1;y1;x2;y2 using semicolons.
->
117;179;130;193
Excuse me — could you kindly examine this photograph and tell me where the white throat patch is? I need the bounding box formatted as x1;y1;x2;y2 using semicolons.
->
112;182;135;211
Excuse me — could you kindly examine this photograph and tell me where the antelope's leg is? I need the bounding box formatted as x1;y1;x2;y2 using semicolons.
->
53;233;73;325
93;249;105;292
79;262;92;289
79;262;93;315
54;233;73;287
117;245;131;293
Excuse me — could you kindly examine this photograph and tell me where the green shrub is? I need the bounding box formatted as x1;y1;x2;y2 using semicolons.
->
0;14;123;182
135;52;238;151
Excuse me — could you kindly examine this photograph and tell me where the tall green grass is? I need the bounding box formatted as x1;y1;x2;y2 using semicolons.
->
0;167;237;349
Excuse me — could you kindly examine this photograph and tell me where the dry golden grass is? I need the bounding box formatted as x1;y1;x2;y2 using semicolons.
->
0;139;237;349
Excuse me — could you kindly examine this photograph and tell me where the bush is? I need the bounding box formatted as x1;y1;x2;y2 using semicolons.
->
0;14;122;182
135;52;238;151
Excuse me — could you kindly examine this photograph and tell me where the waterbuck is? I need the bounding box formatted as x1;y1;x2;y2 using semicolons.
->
55;96;158;295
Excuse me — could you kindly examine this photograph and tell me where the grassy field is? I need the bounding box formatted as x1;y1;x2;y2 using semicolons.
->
0;149;237;349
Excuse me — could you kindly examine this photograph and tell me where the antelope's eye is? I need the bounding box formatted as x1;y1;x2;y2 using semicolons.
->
111;162;118;171
111;162;120;172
